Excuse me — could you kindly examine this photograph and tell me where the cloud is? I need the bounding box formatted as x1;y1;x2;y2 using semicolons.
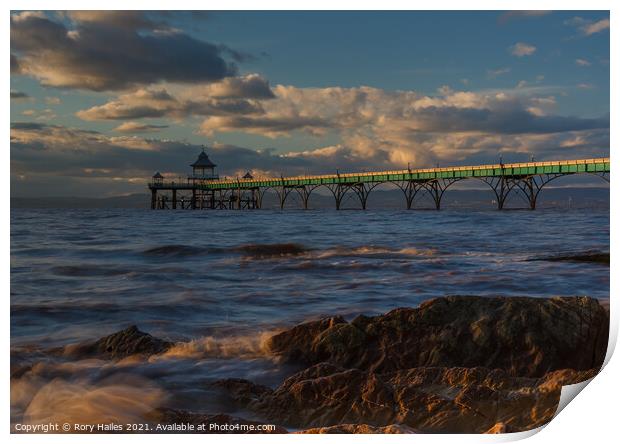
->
11;121;610;197
565;17;610;36
510;42;536;57
10;90;29;100
114;122;169;133
45;96;61;105
205;74;275;99
198;84;607;138
575;58;591;67
76;74;272;120
583;18;610;35
487;67;511;78
10;11;239;91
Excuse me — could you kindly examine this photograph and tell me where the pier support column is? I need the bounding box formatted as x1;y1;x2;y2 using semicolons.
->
479;176;516;210
423;178;461;210
325;184;347;210
394;180;421;210
172;189;177;209
150;189;157;209
273;184;294;210
513;174;564;211
351;183;379;210
294;185;319;210
191;189;197;209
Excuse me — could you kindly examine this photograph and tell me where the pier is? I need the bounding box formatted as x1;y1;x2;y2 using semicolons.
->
148;153;609;211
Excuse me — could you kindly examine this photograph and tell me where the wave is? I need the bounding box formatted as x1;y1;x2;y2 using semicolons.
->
15;373;167;428
142;245;206;257
50;265;134;277
526;250;609;265
141;243;434;262
152;331;278;361
314;245;437;259
234;243;308;258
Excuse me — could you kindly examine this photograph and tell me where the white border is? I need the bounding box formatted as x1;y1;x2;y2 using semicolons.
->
5;1;616;443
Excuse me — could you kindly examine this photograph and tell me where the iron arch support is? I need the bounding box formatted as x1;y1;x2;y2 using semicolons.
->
513;173;566;210
421;178;463;210
351;182;381;210
477;176;519;210
294;184;322;210
391;180;424;210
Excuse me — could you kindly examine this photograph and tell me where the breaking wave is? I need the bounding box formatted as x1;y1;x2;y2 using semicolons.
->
154;331;278;361
16;374;167;428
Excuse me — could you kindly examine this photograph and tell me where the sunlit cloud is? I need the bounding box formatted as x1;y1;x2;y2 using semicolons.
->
510;42;537;57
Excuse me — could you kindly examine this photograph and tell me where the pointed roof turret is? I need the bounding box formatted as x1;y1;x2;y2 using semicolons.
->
191;148;217;168
152;171;163;179
243;171;254;179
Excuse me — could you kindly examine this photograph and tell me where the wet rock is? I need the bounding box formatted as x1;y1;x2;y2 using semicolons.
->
63;325;174;360
243;364;598;433
148;408;288;433
210;378;273;405
485;422;512;434
297;423;419;433
267;296;609;377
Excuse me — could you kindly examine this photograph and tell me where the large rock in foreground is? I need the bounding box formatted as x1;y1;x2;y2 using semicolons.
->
267;296;609;377
222;363;597;433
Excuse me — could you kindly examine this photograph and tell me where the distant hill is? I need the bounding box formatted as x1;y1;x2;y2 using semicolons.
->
11;187;609;210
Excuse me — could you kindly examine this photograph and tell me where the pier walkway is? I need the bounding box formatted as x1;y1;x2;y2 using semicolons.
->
148;157;609;210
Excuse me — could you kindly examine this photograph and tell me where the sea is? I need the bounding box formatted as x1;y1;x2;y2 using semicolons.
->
10;207;610;425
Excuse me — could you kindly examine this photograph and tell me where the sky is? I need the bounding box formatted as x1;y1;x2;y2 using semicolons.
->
10;10;610;197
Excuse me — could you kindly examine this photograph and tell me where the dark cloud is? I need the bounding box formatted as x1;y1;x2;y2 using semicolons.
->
10;90;29;100
409;106;609;135
199;115;332;137
114;122;169;133
11;53;21;73
76;86;267;121
10;11;239;91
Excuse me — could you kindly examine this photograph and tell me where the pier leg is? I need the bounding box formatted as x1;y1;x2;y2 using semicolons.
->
394;180;422;210
150;189;157;209
513;174;563;211
422;178;461;211
351;183;379;210
191;189;197;209
294;185;319;210
172;189;177;209
325;184;348;210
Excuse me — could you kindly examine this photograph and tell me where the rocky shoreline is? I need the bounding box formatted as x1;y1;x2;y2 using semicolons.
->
12;295;609;434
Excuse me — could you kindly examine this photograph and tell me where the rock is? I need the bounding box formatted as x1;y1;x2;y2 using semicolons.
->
266;296;609;377
147;408;288;433
267;317;346;364
485;422;512;434
297;423;419;433
240;364;598;433
209;378;273;405
62;325;174;360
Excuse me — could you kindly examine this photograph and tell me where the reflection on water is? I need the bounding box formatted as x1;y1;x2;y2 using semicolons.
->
10;208;609;426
